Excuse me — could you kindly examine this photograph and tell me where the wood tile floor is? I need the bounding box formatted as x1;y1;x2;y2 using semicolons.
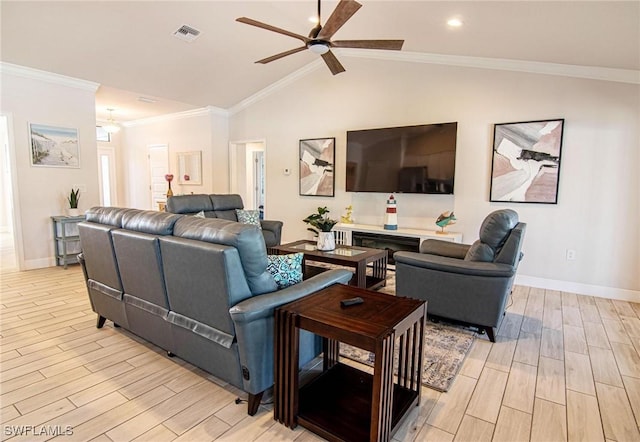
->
1;264;639;441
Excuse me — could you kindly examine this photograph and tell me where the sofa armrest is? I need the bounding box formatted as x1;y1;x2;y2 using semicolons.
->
230;268;352;323
394;251;514;278
229;268;352;397
260;220;283;245
419;239;470;258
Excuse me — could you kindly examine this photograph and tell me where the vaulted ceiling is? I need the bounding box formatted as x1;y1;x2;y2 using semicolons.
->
2;1;638;122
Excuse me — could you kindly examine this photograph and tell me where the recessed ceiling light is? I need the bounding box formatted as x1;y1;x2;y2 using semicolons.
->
447;18;463;28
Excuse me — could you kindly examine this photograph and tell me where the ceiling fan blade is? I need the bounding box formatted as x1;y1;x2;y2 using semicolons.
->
256;46;308;64
321;50;346;75
236;17;310;43
317;0;362;40
332;40;404;50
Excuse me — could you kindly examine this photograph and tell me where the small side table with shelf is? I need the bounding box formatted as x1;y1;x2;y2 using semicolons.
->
51;215;85;269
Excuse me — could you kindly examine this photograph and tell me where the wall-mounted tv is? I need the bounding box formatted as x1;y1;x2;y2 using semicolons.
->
346;122;458;194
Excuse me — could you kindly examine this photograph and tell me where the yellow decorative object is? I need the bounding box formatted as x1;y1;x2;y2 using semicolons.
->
340;205;354;224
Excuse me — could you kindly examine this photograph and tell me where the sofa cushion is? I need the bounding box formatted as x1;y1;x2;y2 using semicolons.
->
85;207;140;227
236;209;261;228
464;240;496;262
173;217;277;295
166;194;214;214
267;253;303;289
211;194;244;211
121;210;182;235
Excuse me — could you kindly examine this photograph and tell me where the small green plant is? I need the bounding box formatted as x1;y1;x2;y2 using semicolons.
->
68;188;80;209
303;206;338;234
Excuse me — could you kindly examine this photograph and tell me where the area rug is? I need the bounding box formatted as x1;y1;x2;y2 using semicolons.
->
326;263;476;392
339;321;475;392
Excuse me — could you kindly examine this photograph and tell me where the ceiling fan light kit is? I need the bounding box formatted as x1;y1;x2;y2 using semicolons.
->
308;42;330;55
237;0;404;75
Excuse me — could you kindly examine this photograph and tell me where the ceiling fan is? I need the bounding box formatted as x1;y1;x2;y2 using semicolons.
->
236;0;404;75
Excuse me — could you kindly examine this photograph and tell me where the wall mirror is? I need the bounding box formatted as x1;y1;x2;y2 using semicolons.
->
177;151;202;185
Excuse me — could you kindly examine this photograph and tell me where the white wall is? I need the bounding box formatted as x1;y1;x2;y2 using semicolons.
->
121;109;229;208
229;58;639;299
0;67;100;269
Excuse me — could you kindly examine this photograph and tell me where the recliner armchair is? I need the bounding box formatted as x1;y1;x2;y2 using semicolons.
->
394;209;526;342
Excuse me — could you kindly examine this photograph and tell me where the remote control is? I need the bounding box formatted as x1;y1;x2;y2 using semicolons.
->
340;297;364;307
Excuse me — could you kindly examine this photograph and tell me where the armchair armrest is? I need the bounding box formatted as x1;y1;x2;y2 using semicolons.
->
394;251;515;278
419;239;470;259
230;268;352;323
260;220;283;245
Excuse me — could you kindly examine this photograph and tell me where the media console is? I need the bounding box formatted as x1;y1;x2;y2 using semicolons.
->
333;223;463;265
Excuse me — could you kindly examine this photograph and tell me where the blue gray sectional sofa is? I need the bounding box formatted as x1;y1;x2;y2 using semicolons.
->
77;206;352;415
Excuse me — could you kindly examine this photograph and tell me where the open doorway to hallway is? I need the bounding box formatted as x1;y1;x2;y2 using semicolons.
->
0;115;16;269
229;140;266;217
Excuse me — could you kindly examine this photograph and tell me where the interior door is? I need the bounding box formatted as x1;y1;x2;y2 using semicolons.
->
148;144;169;210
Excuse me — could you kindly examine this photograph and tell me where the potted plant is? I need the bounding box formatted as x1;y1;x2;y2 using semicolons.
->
67;188;80;216
303;206;338;251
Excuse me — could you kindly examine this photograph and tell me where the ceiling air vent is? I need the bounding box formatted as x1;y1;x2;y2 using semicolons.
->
173;25;201;42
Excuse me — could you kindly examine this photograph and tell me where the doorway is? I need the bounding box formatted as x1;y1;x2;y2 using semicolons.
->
0;115;17;269
148;144;169;210
229;140;266;214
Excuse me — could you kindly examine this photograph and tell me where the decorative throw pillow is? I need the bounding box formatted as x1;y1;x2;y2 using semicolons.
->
194;210;206;218
267;253;303;289
236;209;261;229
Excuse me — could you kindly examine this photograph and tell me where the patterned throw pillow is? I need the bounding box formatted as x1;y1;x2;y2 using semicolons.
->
194;210;206;218
267;253;303;289
235;209;261;229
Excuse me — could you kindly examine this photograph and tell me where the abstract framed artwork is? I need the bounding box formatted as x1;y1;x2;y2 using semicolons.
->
29;123;80;168
490;119;564;204
299;137;335;197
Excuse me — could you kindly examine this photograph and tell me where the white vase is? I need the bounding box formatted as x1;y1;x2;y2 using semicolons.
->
67;208;80;217
317;231;336;251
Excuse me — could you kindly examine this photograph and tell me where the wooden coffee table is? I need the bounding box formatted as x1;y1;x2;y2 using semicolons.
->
274;284;426;442
270;240;387;290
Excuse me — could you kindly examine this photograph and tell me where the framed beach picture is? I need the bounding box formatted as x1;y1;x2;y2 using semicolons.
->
299;137;335;197
29;123;80;168
490;119;564;204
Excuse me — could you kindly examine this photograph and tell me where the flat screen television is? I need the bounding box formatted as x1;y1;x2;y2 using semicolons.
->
346;122;457;194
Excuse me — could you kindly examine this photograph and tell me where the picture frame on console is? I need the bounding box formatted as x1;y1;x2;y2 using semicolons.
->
490;118;564;204
299;137;335;197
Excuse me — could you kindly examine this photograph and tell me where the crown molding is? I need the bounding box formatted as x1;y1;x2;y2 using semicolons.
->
0;62;100;92
122;105;228;127
228;59;324;116
338;49;640;85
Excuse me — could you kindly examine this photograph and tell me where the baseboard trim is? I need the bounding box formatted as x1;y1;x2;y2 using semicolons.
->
516;274;640;303
23;257;56;270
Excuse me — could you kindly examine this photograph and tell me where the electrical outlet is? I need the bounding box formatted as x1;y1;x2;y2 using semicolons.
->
566;249;576;261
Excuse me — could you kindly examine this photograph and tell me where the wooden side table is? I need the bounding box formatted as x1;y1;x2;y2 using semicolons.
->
274;284;426;442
